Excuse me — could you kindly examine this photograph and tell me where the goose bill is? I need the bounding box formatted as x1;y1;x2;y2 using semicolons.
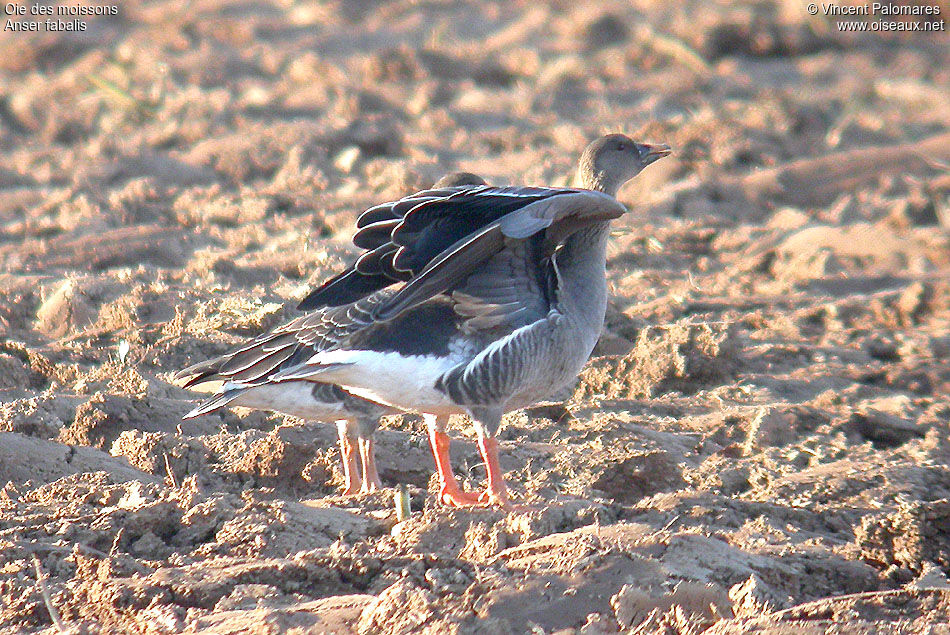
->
635;143;672;165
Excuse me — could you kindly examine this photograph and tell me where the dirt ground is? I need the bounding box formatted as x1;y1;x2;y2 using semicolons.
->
2;0;949;633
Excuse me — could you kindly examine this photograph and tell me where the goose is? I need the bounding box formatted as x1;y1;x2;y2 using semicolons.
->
174;171;488;496
265;134;671;507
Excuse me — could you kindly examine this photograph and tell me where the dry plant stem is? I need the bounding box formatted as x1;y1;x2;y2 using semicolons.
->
32;554;67;634
109;527;125;557
396;484;411;522
163;452;178;488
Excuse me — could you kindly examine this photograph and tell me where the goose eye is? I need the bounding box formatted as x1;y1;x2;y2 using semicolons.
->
616;142;625;151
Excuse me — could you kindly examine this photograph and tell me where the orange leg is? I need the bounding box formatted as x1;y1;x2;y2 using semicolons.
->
337;424;362;495
427;425;481;507
358;436;383;494
476;436;510;508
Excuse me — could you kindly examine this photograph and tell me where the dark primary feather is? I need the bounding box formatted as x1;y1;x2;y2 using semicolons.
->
354;183;483;230
372;222;508;322
389;187;565;273
354;244;397;275
299;268;388;310
177;291;398;389
185;388;247;418
297;197;431;311
352;219;399;249
174;357;225;387
299;186;477;311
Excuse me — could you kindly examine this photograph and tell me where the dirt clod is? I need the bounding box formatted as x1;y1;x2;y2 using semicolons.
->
576;320;739;400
